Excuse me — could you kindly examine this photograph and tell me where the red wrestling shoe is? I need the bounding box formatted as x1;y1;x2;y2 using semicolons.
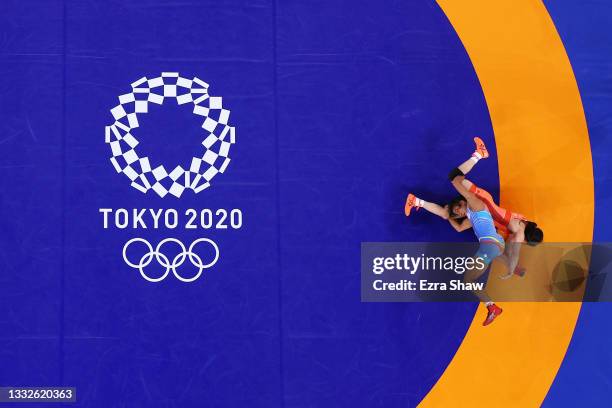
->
483;303;503;326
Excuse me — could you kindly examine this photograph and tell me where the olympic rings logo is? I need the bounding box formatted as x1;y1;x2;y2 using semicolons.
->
123;238;219;282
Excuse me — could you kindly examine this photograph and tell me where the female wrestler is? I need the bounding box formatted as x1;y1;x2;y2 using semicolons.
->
404;138;543;325
405;138;543;279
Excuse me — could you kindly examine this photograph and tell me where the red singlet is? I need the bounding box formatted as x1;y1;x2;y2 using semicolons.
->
468;183;525;240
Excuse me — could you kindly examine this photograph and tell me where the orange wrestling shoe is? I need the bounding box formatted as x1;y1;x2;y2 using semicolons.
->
473;137;489;159
405;193;420;217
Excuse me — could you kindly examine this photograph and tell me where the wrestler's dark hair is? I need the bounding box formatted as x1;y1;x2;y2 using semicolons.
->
448;195;467;219
524;221;544;246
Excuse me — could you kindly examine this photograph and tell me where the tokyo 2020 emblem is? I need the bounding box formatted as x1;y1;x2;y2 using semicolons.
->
104;72;236;198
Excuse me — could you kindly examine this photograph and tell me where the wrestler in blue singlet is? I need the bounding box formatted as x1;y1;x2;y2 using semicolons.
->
466;207;505;265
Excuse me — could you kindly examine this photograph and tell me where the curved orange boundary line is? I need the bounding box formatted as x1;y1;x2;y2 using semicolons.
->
420;1;594;406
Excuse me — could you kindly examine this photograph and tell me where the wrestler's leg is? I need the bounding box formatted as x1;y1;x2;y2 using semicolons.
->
486;243;517;274
465;241;503;302
457;137;493;199
499;220;527;279
458;137;489;175
495;248;520;279
461;178;474;191
462;181;513;226
468;241;505;325
464;263;492;302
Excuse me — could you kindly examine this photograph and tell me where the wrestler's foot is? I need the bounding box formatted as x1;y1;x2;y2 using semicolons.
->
483;303;503;326
473;137;489;159
405;193;420;217
514;265;527;278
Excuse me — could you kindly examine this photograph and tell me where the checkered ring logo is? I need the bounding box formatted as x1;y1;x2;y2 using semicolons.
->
104;72;235;198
